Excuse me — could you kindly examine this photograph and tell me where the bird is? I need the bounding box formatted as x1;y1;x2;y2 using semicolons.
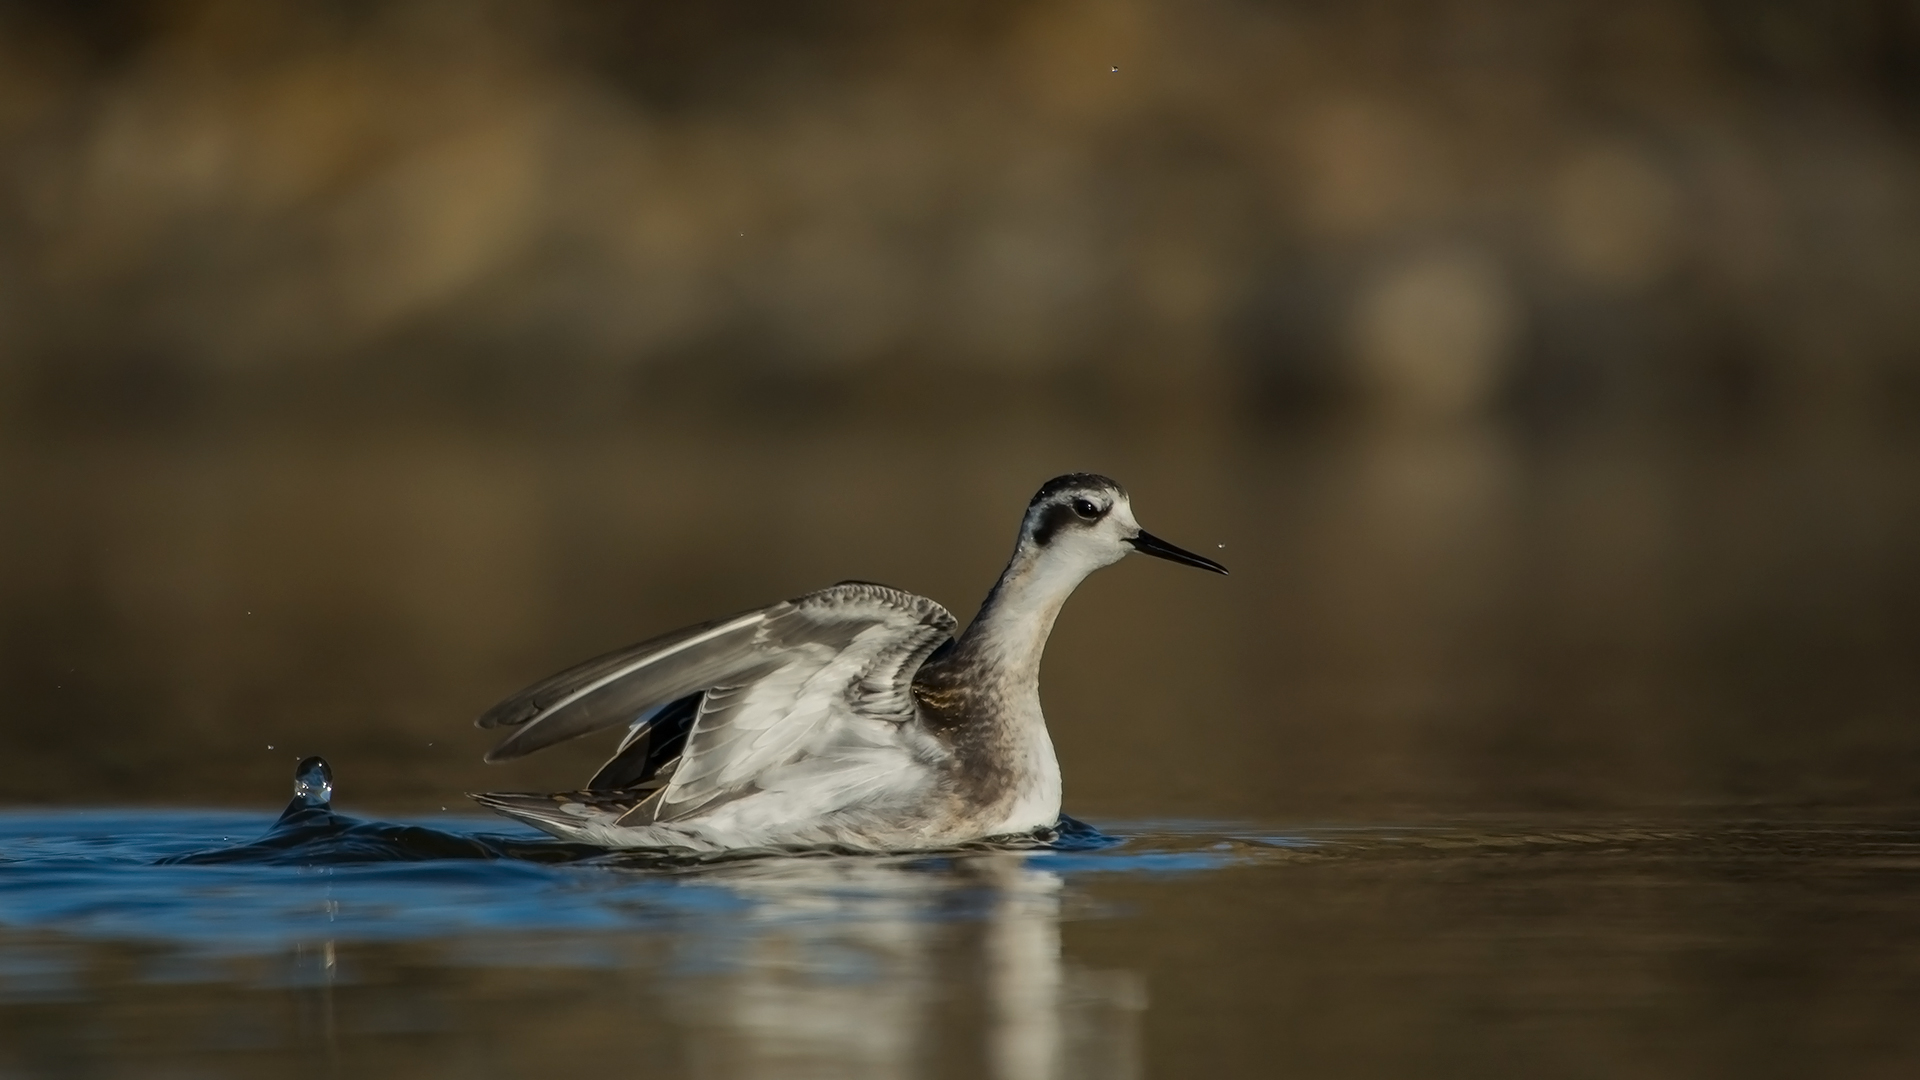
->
468;473;1227;852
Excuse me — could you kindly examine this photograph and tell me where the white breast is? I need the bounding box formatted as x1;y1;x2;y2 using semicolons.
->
981;698;1063;835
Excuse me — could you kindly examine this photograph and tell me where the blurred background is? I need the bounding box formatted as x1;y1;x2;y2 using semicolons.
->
2;0;1916;817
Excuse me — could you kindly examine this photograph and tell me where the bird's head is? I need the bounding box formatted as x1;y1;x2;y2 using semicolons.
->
1017;473;1228;578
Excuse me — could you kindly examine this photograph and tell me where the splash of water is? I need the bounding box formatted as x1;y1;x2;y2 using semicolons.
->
292;756;333;808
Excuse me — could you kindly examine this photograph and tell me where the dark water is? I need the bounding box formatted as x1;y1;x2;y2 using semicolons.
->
4;790;1918;1079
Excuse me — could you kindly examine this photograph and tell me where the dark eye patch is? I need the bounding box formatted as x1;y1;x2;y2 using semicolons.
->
1033;495;1107;545
1031;502;1077;546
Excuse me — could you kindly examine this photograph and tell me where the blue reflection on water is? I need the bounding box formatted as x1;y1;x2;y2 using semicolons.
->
0;753;1221;1075
0;803;1235;962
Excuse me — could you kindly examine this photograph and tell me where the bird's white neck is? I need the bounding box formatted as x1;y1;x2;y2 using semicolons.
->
934;505;1130;836
956;542;1098;687
951;547;1077;833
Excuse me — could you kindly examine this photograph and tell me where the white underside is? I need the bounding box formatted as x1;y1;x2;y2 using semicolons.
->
516;773;1057;854
982;723;1062;836
508;714;1064;853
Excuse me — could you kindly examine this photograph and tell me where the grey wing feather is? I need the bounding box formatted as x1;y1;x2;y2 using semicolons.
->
647;583;956;823
477;584;955;775
478;607;777;762
585;692;702;790
477;610;760;729
468;788;657;835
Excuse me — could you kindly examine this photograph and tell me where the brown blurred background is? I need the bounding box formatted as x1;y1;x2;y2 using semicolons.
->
1;0;1916;816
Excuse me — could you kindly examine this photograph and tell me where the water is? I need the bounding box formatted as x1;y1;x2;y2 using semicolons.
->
3;766;1917;1078
290;757;334;809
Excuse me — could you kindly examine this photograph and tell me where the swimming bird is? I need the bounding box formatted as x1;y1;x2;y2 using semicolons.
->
470;473;1226;852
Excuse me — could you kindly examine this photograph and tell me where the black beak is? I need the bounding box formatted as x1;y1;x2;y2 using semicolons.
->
1126;530;1229;575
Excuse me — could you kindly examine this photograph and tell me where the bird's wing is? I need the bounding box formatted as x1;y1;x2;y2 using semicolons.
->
586;691;702;790
645;583;956;823
478;608;772;762
477;583;956;781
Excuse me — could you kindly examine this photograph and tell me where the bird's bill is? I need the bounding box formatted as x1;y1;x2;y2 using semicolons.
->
1127;530;1229;575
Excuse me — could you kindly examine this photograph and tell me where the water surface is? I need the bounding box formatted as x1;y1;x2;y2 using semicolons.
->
3;804;1917;1078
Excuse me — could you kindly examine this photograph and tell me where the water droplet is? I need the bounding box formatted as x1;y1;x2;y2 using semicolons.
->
1110;65;1119;73
1216;543;1225;549
293;755;333;808
266;744;274;750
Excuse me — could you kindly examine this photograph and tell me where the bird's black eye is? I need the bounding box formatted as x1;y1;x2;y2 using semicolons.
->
1071;498;1102;519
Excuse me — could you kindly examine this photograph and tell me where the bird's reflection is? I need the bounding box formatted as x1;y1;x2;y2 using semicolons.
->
666;852;1142;1080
